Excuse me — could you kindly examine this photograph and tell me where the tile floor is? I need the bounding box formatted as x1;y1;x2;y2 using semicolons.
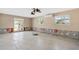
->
0;31;79;50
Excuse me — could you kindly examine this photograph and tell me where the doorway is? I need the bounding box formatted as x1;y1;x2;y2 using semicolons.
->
14;17;24;32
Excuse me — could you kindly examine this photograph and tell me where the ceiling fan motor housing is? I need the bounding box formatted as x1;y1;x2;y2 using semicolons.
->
31;8;41;15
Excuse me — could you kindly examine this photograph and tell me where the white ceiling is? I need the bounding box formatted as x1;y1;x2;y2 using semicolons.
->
0;8;75;18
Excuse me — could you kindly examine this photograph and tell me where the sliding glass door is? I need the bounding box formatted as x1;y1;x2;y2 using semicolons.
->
14;18;24;31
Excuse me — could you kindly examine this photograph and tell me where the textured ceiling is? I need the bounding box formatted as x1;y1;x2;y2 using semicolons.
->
0;8;75;18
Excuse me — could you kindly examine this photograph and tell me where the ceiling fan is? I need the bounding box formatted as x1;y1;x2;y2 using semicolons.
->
31;8;41;15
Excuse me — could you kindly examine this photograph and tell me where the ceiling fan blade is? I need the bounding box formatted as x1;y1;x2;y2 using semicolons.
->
36;8;41;13
31;11;35;15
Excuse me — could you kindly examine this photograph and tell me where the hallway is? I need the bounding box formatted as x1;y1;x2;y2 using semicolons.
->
0;31;79;50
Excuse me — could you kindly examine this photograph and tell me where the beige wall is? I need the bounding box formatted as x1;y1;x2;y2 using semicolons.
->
33;9;79;31
0;14;32;28
33;15;53;29
0;14;14;28
0;9;79;31
24;18;32;28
